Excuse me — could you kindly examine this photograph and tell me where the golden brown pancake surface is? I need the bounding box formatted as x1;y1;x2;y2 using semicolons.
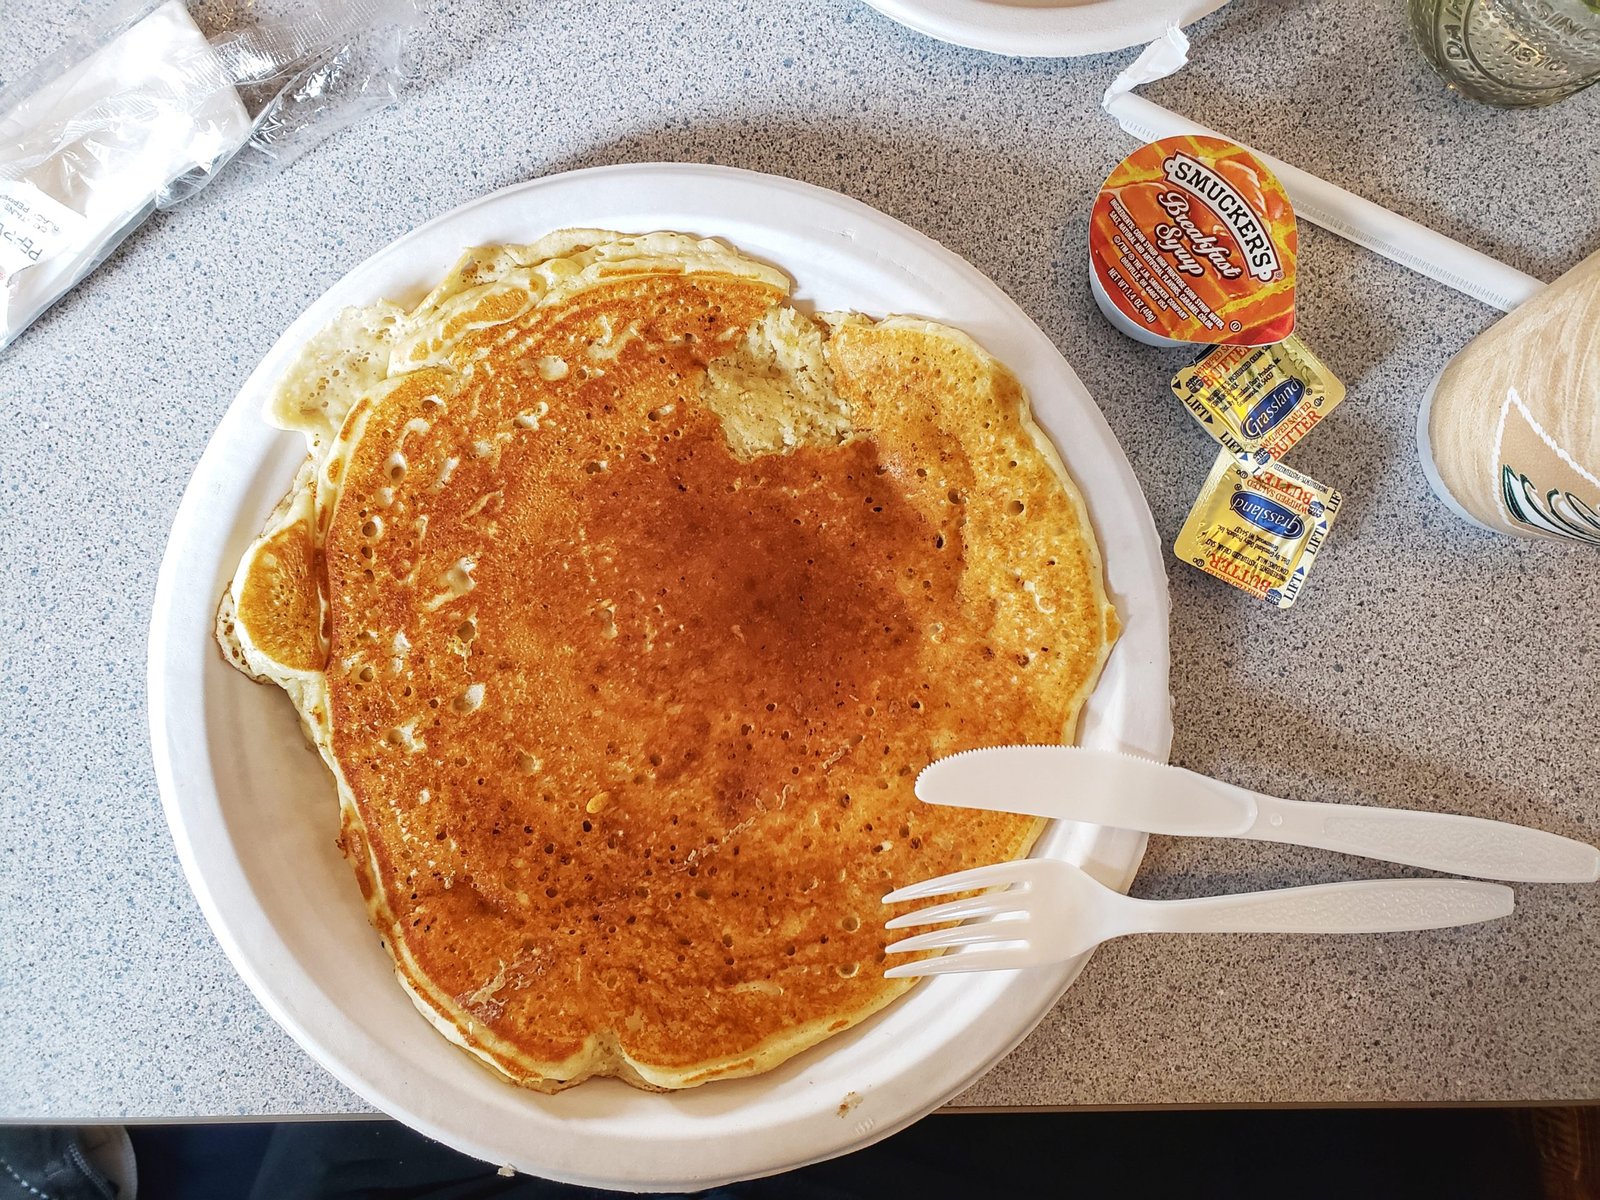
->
222;231;1117;1090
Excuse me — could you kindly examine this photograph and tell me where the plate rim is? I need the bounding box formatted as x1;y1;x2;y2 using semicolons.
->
860;0;1229;57
147;162;1172;1190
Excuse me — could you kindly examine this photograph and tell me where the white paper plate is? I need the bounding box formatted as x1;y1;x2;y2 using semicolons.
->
863;0;1229;57
148;164;1171;1191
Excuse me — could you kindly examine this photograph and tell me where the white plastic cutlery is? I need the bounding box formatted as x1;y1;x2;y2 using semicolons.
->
881;860;1515;977
914;746;1600;884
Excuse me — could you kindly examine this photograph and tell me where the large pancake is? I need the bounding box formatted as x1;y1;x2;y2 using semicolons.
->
220;230;1118;1091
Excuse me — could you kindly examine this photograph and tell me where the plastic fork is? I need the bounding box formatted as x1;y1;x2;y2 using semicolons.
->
880;859;1514;977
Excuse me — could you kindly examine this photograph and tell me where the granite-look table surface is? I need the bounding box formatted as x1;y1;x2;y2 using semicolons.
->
2;0;1597;1120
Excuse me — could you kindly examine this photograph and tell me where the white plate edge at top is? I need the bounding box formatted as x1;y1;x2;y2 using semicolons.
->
862;0;1229;58
147;163;1172;1191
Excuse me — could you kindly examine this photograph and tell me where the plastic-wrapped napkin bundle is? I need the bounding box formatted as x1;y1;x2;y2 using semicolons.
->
0;3;250;345
0;0;420;352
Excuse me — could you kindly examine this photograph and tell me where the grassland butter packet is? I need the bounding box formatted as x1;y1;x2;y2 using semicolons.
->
1172;334;1345;473
1175;450;1341;609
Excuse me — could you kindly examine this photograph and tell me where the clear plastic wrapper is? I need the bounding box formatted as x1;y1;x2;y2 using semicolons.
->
0;0;423;352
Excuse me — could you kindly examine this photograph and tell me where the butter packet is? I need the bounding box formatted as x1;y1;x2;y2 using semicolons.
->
1171;334;1344;474
1175;450;1342;609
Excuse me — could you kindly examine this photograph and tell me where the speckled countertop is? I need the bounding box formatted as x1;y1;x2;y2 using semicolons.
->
2;0;1597;1120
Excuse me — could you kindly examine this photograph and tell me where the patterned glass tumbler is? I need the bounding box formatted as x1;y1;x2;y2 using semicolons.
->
1409;0;1600;105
